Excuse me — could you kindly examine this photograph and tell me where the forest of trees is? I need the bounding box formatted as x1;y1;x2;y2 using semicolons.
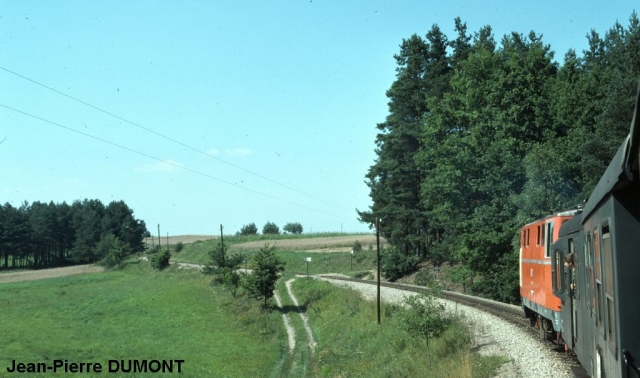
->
359;13;640;303
0;199;148;269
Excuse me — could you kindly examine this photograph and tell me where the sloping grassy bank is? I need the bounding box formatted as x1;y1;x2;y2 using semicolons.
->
290;278;507;378
0;261;284;377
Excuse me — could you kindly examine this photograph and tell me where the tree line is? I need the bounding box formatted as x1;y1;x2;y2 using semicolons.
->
0;199;148;269
359;13;640;302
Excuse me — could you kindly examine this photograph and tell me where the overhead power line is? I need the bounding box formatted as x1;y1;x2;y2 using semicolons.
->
0;66;352;213
0;103;354;222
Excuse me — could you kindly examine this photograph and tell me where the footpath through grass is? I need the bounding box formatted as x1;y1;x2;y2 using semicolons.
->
0;261;284;377
288;278;508;378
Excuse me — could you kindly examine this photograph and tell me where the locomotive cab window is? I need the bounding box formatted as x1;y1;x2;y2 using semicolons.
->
553;249;563;293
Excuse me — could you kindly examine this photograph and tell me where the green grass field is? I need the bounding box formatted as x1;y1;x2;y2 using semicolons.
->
0;261;284;377
1;231;509;377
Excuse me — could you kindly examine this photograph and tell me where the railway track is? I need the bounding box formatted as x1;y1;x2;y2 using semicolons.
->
294;273;589;378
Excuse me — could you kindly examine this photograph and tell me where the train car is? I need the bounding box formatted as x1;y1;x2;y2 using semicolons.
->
551;87;640;378
519;210;580;337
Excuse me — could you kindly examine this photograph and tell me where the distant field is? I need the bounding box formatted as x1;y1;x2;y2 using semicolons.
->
144;234;217;246
171;234;387;266
230;235;386;251
0;265;104;283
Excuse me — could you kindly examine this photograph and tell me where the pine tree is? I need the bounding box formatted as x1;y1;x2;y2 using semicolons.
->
244;244;284;306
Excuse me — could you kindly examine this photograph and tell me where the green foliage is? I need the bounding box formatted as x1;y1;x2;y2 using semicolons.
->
359;14;640;302
414;268;436;286
470;251;520;304
0;198;147;269
150;249;171;270
96;233;131;268
400;289;451;365
244;244;285;306
352;240;362;253
282;222;303;234
203;241;243;288
174;241;184;252
262;221;280;235
446;265;474;293
381;246;417;281
238;222;258;235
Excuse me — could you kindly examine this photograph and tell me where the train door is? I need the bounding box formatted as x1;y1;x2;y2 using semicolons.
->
568;238;578;350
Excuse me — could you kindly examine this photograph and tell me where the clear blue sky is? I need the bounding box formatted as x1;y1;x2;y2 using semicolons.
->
1;1;637;236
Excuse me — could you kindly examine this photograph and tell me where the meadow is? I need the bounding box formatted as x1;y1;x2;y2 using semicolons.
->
0;261;284;377
2;233;508;377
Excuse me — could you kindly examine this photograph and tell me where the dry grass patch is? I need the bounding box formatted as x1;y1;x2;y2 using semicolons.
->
0;265;104;284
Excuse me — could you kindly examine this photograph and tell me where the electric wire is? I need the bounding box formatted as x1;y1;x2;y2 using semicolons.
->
0;103;354;222
0;66;352;213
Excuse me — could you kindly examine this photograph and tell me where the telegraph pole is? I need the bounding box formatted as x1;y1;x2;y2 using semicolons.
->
376;217;381;326
157;224;161;250
220;224;224;267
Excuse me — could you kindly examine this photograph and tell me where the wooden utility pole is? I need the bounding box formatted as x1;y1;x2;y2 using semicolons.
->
157;224;161;250
166;232;169;250
220;224;224;267
376;217;381;326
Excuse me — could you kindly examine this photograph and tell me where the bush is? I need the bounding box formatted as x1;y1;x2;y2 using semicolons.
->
381;246;417;281
446;265;474;293
400;288;451;365
470;251;519;304
352;240;362;253
150;249;171;270
244;244;285;306
414;269;436;286
262;221;280;235
238;223;258;235
97;234;130;268
203;241;243;290
174;242;184;253
283;222;303;234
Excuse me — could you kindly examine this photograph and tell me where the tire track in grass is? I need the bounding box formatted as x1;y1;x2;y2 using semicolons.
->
273;290;296;353
285;278;317;353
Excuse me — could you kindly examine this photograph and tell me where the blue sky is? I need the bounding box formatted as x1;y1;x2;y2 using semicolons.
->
1;1;637;236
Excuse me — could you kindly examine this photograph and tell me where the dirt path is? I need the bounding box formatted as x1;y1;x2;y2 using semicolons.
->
285;278;317;353
274;290;296;353
0;265;104;284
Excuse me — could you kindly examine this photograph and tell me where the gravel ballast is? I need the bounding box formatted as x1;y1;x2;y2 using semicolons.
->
316;276;573;378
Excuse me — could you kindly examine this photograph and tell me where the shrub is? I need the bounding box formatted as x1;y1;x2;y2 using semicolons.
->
150;249;171;270
203;240;243;289
446;265;474;293
414;269;436;287
174;242;184;253
283;222;303;234
244;244;285;306
262;221;280;235
400;288;451;365
381;246;417;281
97;234;130;268
352;240;363;253
238;223;258;235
